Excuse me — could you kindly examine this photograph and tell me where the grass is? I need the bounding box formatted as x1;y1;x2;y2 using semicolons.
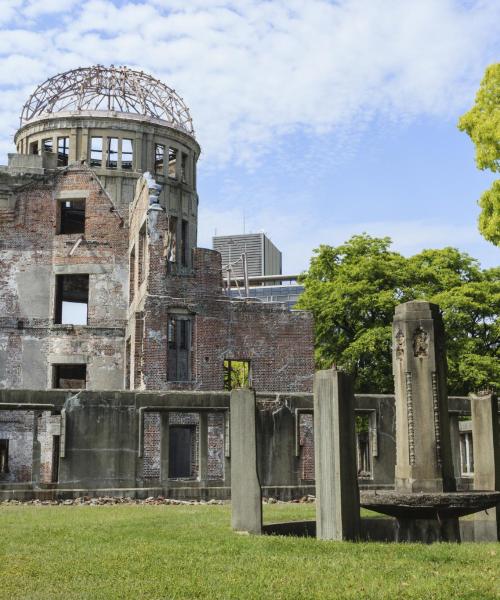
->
0;504;498;600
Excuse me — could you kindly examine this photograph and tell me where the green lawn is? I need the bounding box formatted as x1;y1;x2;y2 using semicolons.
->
0;504;498;600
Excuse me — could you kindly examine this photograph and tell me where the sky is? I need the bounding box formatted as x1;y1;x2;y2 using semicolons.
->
0;0;498;272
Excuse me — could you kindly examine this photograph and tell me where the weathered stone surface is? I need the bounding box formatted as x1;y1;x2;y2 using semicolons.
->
314;369;360;541
393;301;455;492
230;388;262;534
471;392;500;541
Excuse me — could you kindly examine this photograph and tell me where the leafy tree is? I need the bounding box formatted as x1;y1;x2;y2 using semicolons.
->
297;235;499;395
458;63;500;245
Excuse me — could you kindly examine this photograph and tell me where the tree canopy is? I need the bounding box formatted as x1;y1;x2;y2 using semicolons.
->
296;234;499;395
458;63;500;245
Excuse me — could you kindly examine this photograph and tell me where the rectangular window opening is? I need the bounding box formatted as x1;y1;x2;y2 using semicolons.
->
155;144;165;175
181;152;188;183
107;137;118;169
58;199;85;234
181;219;188;267
168;147;177;178
167;316;192;382
125;338;131;390
30;141;39;155
223;360;250;390
129;246;135;304
138;225;146;286
166;216;177;268
57;137;69;166
90;137;103;167
42;138;53;153
355;414;373;478
54;274;89;325
0;440;9;474
51;435;60;483
460;431;474;476
169;425;195;478
52;364;87;389
121;139;133;170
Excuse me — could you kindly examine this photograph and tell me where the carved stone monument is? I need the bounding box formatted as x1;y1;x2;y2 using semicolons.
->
393;301;455;493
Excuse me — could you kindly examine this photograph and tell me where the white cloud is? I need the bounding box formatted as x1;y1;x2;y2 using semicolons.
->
0;0;498;163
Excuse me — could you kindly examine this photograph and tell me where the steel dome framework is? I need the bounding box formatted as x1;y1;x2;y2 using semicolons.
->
20;65;195;136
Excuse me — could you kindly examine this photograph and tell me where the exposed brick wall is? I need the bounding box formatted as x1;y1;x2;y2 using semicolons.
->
0;165;128;391
0;410;34;483
142;412;161;481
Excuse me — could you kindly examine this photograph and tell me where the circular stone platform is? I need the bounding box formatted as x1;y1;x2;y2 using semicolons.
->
360;490;500;520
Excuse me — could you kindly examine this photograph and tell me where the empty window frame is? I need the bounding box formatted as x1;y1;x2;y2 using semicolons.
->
90;137;103;167
125;338;131;390
42;138;53;153
54;274;89;325
129;246;135;304
155;144;165;175
168;147;177;178
30;141;39;155
52;364;87;389
122;139;133;170
107;137;118;169
0;440;9;474
138;225;146;286
181;152;188;183
58;199;85;234
57;137;69;166
181;219;188;267
166;216;177;266
169;425;195;478
355;414;372;478
460;431;474;476
51;435;60;483
167;316;192;381
223;360;250;390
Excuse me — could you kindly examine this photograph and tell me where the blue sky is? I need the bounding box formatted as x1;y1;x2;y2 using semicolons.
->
0;0;498;271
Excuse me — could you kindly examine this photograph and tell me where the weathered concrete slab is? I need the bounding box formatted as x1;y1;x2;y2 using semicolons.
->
471;392;500;541
230;388;262;534
314;369;360;540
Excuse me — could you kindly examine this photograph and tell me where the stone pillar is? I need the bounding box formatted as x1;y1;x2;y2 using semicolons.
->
471;392;499;541
314;369;360;541
393;301;455;492
230;389;262;535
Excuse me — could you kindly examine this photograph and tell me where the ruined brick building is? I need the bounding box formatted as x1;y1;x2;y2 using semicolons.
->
1;67;486;500
0;66;315;494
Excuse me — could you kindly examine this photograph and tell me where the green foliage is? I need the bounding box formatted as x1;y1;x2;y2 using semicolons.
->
458;63;500;245
297;235;499;394
478;180;500;246
0;505;499;600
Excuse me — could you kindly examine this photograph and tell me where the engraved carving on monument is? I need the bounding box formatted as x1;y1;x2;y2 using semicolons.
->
405;372;416;466
412;327;429;358
395;329;405;360
431;372;442;467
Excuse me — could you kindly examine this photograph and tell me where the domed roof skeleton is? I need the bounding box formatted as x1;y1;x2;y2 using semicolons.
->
20;65;195;136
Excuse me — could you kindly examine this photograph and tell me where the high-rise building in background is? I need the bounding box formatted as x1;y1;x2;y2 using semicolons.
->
213;232;282;278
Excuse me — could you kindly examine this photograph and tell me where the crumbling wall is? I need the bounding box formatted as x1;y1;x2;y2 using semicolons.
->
0;165;128;391
0;410;34;483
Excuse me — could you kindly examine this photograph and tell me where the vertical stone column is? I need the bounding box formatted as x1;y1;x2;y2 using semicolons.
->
230;389;262;535
314;369;360;541
393;301;455;492
471;392;499;541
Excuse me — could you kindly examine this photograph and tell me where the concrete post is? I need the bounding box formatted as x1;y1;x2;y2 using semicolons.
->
471;392;499;541
314;369;360;541
393;301;455;492
230;388;262;535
